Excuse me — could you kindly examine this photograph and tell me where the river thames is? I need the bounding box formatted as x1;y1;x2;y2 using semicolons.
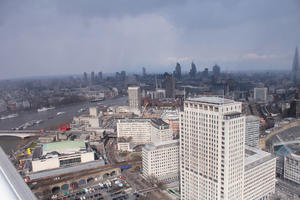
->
0;96;128;153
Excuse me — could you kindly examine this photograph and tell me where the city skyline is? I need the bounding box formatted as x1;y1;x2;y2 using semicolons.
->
0;0;300;79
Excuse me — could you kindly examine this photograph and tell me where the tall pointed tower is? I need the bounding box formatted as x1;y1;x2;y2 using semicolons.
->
292;47;300;84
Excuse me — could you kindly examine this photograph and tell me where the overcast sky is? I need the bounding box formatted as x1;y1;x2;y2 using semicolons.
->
0;0;299;79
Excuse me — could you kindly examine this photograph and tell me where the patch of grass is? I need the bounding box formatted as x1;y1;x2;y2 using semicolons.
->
119;152;128;157
30;142;37;148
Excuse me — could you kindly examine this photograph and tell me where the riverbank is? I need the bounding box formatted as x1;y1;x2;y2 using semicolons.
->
0;96;128;154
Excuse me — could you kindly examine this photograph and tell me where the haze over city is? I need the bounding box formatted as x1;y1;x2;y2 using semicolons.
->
0;0;300;79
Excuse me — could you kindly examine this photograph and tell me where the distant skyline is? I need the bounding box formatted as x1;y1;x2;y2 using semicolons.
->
0;0;300;79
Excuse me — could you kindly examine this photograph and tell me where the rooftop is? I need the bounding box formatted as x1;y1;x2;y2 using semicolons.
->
187;96;235;105
245;145;275;171
246;115;260;122
144;139;179;151
128;86;140;90
43;140;86;153
118;118;151;123
28;160;105;180
151;118;169;127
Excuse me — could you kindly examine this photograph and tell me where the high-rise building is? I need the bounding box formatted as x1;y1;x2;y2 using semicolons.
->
189;62;197;78
180;97;276;200
91;71;95;84
203;68;209;77
174;62;182;80
128;86;141;113
246;115;260;148
289;91;300;118
292;47;300;84
142;67;146;77
98;72;102;81
120;70;126;81
83;72;88;82
142;140;179;183
180;97;245;200
254;87;268;102
213;65;221;79
165;74;175;98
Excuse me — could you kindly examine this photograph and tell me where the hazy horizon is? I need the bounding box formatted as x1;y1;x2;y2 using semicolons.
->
0;0;299;79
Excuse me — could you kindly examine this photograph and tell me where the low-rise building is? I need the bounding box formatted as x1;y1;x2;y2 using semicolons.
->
284;151;300;184
117;118;173;146
243;146;277;200
0;99;7;113
89;107;99;117
142;140;179;183
254;87;268;102
32;141;95;172
38;135;56;143
161;110;179;134
117;142;133;152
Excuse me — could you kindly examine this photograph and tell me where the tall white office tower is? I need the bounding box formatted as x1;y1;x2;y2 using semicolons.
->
180;97;245;200
128;86;141;114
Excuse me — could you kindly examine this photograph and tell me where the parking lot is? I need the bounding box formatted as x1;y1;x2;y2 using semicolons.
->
51;175;138;200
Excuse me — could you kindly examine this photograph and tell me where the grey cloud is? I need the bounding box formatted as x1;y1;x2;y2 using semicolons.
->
0;0;299;79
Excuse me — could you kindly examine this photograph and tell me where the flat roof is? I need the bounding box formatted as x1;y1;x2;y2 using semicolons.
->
128;86;140;89
43;141;86;153
118;118;151;123
28;160;105;180
144;139;179;151
245;146;275;171
151;118;169;126
246;115;260;122
186;96;235;104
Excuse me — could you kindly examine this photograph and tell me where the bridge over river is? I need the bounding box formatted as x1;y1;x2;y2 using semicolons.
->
0;130;42;139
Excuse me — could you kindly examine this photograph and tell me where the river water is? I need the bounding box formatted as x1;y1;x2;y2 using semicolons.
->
0;96;128;154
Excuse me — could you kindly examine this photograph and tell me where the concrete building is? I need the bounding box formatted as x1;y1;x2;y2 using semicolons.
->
246;115;260;148
89;107;99;117
88;117;102;128
155;88;166;99
128;86;141;114
0;99;7;113
180;97;245;200
284;151;300;184
165;74;175;98
266;124;300;182
244;146;276;200
117;118;173;146
161;110;180;135
142;140;179;183
212;64;221;79
180;97;276;200
32;141;95;172
254;87;268;102
117;142;133;152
